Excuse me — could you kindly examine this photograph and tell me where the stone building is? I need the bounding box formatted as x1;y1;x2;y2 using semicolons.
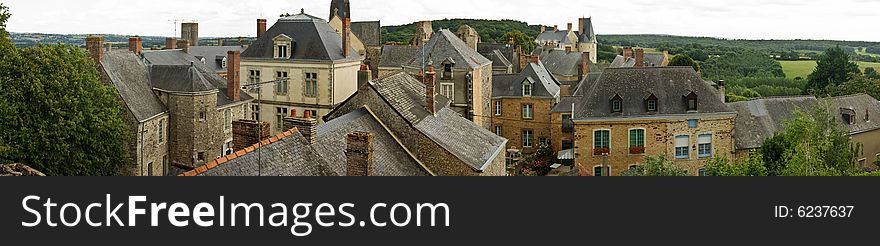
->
535;17;597;63
240;9;363;135
730;94;880;170
181;22;199;46
610;47;669;68
478;43;522;74
88;36;252;175
183;68;508;176
325;69;508;176
456;25;480;51
386;29;493;129
529;47;598;86
491;58;561;155
187;46;247;78
571;67;735;176
327;0;382;78
410;21;434;46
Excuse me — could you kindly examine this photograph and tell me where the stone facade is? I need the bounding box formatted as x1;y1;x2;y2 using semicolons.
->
854;129;880;170
573;115;735;176
550;111;574;155
161;92;247;167
232;120;270;150
491;97;554;155
401;63;493;129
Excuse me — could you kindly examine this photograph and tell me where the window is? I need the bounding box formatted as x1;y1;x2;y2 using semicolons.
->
495;101;502;116
276;71;289;95
594;166;609;177
495;125;502;136
629;129;645;154
611;94;623;113
306;110;318;119
147;162;153;177
522;104;533;119
686;92;698;111
277;44;288;58
224;109;231;132
222;57;228;69
440;83;454;102
688;119;699;128
522;80;532;97
523;130;534;148
562;114;573;133
199;111;207;122
222;141;233;157
197;152;205;162
250;104;260;121
276;107;288;130
675;135;690;159
305;72;318;98
646;94;658;112
698;134;713;158
157;119;165;144
593;130;610;156
699;168;708;177
248;70;262;93
442;63;453;80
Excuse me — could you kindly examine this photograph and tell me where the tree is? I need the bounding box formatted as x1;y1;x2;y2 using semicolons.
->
500;30;536;54
806;46;860;92
0;5;130;175
621;155;689;176
0;3;10;49
704;153;768;176
823;73;880;100
760;106;861;176
865;67;880;80
668;54;701;73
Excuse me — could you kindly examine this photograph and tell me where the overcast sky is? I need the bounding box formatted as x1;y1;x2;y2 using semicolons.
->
4;0;880;41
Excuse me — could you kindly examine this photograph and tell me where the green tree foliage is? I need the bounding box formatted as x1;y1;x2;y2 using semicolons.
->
701;50;785;79
822;73;880;100
668;54;701;73
760;107;861;176
500;30;536;54
806;46;861;92
704;153;768;176
382;19;541;45
621;156;689;176
864;67;880;80
596;44;618;63
0;5;130;175
0;3;10;49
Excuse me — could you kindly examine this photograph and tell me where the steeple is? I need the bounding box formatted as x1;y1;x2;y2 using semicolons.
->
329;0;351;20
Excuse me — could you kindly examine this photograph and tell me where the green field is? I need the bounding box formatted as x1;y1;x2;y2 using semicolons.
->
779;60;880;78
855;47;880;58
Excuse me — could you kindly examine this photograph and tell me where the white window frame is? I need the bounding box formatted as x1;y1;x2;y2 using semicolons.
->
522;104;534;119
275;71;289;95
222;57;228;69
523;129;534;148
593;165;610;177
628;128;646;154
593;129;611;156
440;83;455;102
276;107;288;130
304;72;318;98
157;119;165;144
522;80;532;97
698;133;713;158
495;101;502;116
495;125;502;136
250;104;260;121
273;34;292;59
674;135;690;159
223;109;232;132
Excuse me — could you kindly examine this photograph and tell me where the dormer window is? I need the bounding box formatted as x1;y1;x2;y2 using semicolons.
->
686;92;698;112
841;108;857;125
522;79;533;97
611;94;623;113
221;57;228;69
200;57;206;64
441;58;455;80
645;94;658;112
273;34;292;59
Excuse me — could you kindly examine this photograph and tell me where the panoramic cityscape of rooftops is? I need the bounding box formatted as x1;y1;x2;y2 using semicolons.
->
2;0;880;177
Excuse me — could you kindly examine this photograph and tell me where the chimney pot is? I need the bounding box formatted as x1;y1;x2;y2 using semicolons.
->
357;64;372;89
226;51;241;101
232;120;271;150
567;23;573;32
257;19;268;39
540;26;546;33
553;25;558;32
425;67;437;114
128;36;142;55
623;47;633;60
345;131;375;176
342;18;351;57
165;37;177;50
634;48;645;68
283;117;317;145
86;35;104;64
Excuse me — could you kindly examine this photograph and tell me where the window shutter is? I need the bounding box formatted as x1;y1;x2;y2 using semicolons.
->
698;134;712;144
675;135;689;147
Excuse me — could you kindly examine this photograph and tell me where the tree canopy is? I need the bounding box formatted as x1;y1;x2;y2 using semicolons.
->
806;46;861;92
0;4;130;176
668;54;701;73
500;30;536;54
621;156;689;176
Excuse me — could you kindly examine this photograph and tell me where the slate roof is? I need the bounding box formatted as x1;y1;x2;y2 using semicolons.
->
99;50;167;122
368;72;451;125
378;45;420;68
241;11;360;61
193;107;429;176
142;50;253;106
188;46;246;73
728;96;818;150
403;29;492;69
149;65;217;93
552;96;581;113
574;67;733;119
415;108;508;170
610;54;667;68
828;94;880;134
351;21;381;46
493;62;560;98
578;18;596;43
536;30;575;44
477;43;517;72
535;48;598;79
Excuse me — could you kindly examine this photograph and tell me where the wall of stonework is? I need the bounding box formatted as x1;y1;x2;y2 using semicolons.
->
473;65;493;129
550;111;573;154
137;115;169;176
400;64;493;129
365;46;383;78
853;129;880;170
573;116;735;176
491;97;553;155
326;87;504;176
166;93;227;167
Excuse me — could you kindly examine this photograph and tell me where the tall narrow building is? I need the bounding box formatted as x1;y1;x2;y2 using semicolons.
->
329;0;351;20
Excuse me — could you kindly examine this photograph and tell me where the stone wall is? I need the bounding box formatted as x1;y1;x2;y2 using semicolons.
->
550;111;574;154
491;97;554;155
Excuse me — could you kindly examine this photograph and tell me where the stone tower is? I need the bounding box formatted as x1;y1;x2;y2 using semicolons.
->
329;0;351;20
577;17;598;63
411;21;433;46
455;25;480;51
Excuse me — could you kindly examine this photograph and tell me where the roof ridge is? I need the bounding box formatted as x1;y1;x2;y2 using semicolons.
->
828;93;870;99
180;127;301;176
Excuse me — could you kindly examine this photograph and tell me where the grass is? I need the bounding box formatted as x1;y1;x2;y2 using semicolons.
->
779;60;880;78
855;47;880;58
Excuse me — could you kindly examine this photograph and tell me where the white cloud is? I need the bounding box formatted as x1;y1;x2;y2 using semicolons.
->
3;0;879;41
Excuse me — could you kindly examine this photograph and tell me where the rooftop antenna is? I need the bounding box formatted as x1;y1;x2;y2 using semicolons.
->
167;19;198;37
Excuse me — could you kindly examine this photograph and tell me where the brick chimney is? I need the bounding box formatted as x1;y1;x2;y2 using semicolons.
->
257;19;267;38
553;25;558;32
579;52;591;80
86;35;104;64
232;120;270;150
634;48;645;68
345;131;374;176
425;66;437;115
530;54;540;64
567;23;573;32
540;26;546;33
342;18;351;57
622;47;633;60
165;37;177;50
177;39;190;53
283;117;317;145
357;64;372;89
717;80;726;103
226;51;241;101
128;36;142;55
